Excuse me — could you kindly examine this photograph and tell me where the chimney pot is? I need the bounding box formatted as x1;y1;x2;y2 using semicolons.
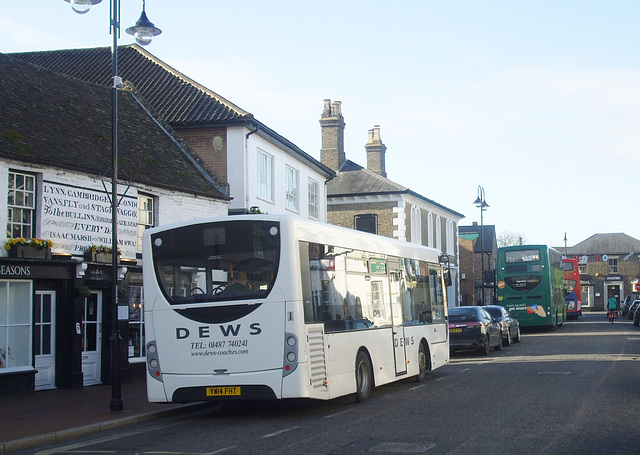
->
365;125;387;178
320;99;346;171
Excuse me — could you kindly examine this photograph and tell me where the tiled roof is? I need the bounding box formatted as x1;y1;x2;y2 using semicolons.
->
328;160;407;195
0;53;228;199
328;160;464;218
10;46;249;127
10;46;334;178
567;233;640;255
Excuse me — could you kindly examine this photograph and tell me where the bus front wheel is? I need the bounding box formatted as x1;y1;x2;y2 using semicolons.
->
355;351;373;403
415;342;429;383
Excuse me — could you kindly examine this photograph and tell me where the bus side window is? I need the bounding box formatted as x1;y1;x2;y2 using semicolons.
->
429;267;446;323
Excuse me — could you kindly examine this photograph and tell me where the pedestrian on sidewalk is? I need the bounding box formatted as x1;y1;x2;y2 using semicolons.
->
607;296;618;323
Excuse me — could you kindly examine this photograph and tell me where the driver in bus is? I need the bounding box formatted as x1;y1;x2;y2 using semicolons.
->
224;271;252;296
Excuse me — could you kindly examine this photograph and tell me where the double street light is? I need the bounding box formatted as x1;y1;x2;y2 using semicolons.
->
63;0;161;412
473;186;489;305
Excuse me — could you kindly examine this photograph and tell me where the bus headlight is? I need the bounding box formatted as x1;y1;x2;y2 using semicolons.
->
286;336;296;347
287;352;296;362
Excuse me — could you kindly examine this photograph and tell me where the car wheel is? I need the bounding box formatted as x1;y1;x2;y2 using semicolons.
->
355;351;373;403
415;342;429;383
514;327;521;342
477;336;490;356
494;333;503;351
503;330;512;347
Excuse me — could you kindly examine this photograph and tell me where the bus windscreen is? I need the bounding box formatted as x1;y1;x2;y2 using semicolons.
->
150;220;281;305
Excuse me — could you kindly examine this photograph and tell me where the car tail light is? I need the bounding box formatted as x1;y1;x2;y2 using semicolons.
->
449;322;482;329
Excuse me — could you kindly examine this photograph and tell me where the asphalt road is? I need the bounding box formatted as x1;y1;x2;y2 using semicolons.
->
24;312;640;455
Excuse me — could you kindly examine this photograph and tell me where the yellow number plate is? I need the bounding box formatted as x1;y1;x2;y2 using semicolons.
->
449;328;462;333
206;386;241;397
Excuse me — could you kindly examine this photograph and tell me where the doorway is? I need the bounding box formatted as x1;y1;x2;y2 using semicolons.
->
606;284;621;311
81;291;102;386
34;290;56;391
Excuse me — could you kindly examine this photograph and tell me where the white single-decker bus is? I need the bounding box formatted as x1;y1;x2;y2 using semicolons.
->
143;215;449;403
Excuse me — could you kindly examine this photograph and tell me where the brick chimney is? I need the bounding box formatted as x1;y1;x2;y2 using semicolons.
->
320;99;346;171
365;125;387;178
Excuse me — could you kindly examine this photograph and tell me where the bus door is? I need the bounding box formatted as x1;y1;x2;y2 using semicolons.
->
389;258;407;376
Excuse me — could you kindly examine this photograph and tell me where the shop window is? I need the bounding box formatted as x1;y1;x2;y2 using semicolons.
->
308;178;319;219
579;262;587;274
0;281;33;371
127;286;145;361
7;170;36;239
137;193;156;251
257;149;274;202
410;206;421;244
354;214;378;235
285;165;299;212
609;258;618;274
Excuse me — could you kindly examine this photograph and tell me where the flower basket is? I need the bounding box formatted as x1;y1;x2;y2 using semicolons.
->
84;251;114;263
10;245;52;259
6;238;52;259
78;286;91;298
84;244;120;263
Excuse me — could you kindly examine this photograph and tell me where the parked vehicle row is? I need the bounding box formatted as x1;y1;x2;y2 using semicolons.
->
626;300;640;327
621;292;640;317
607;296;640;326
448;305;521;356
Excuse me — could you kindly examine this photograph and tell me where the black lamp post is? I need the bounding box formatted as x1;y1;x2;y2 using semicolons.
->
63;0;161;412
473;186;489;305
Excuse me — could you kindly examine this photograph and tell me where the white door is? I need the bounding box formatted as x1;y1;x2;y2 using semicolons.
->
34;291;56;391
389;272;407;376
82;291;102;386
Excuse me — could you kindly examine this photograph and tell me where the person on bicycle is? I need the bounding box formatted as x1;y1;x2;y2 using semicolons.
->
607;296;618;323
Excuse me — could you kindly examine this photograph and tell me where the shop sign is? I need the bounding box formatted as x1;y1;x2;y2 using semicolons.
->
128;272;143;284
0;261;73;279
41;180;138;258
84;265;113;283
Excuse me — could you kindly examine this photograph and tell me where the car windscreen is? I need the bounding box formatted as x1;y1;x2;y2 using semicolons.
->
448;308;479;322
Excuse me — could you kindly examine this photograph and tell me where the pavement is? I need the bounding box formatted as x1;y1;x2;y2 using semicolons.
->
0;376;203;453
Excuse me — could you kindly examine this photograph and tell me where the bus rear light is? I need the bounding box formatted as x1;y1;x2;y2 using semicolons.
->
146;340;162;382
283;332;298;378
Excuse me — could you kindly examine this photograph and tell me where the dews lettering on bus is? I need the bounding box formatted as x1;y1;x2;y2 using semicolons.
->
177;323;262;352
395;335;416;348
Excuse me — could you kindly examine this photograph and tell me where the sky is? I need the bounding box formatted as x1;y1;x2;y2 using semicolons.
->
2;0;639;249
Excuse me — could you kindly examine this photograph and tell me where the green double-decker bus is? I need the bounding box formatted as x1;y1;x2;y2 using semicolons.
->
496;245;566;328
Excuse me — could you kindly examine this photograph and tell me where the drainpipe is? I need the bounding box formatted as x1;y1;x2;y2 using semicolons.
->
245;126;259;213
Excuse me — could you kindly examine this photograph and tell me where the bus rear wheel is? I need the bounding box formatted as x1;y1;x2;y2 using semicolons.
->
355;351;373;403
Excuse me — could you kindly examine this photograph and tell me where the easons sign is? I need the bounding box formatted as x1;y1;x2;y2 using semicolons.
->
41;180;138;258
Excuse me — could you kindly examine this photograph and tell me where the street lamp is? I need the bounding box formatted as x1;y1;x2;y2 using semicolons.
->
63;0;161;412
473;186;489;305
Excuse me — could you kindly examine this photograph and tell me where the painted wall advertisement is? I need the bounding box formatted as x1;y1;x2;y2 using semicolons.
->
41;179;138;258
